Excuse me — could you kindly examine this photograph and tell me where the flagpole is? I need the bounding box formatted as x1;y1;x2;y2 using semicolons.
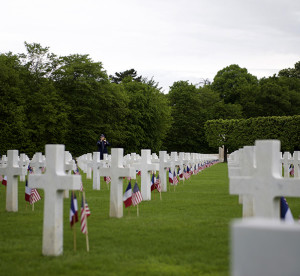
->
83;191;90;252
137;204;139;217
32;202;34;211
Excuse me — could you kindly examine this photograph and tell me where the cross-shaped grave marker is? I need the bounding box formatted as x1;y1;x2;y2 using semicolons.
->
30;152;45;174
133;149;159;201
98;148;136;218
230;140;300;218
19;153;29;181
159;151;173;192
28;144;81;256
89;152;101;190
0;150;26;212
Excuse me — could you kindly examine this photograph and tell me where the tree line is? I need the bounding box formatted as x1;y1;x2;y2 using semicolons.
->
1;42;300;157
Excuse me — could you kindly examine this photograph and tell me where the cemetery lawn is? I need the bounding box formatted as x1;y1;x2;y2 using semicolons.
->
1;163;299;276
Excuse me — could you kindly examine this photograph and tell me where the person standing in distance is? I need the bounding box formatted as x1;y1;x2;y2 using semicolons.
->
97;134;110;160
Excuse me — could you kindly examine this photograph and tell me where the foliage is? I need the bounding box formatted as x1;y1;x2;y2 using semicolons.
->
205;115;300;152
1;42;300;156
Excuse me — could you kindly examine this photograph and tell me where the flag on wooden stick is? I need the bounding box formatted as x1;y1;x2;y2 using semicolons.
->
123;181;132;208
70;193;78;227
132;182;142;206
81;195;91;234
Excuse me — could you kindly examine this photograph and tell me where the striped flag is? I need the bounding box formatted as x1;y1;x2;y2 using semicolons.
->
30;188;41;204
132;182;142;206
81;195;91;234
155;174;162;192
173;171;178;185
105;176;111;184
123;181;132;208
70;193;78;227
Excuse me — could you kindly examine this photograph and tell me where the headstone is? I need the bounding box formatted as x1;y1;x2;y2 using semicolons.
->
159;151;173;192
0;150;26;212
86;153;92;179
30;152;45;174
291;151;300;178
28;144;81;256
90;152;101;190
133;149;159;201
19;153;29;181
231;218;300;276
98;148;136;218
281;152;292;178
230;140;300;218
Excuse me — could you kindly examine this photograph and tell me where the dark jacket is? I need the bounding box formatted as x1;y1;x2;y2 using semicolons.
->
97;139;110;160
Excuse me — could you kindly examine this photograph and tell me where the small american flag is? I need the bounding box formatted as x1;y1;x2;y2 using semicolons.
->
132;182;142;206
30;188;41;204
173;171;178;185
81;196;91;234
155;174;162;192
105;176;111;184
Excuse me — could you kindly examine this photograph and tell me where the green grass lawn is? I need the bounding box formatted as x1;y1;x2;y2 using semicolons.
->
0;163;299;276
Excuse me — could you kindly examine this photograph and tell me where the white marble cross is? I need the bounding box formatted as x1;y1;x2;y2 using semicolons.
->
292;151;300;177
0;150;26;212
159;151;173;192
30;152;45;174
86;153;92;179
19;153;29;181
281;152;292;178
89;152;101;190
230;140;300;219
28;144;81;256
98;148;136;218
133;149;159;201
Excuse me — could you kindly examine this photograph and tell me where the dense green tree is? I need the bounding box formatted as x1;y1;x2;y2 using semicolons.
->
110;69;142;84
122;79;171;154
52;54;110;156
278;61;300;78
0;53;28;155
211;64;258;106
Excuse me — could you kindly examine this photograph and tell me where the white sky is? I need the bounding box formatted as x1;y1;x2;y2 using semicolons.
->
1;0;300;92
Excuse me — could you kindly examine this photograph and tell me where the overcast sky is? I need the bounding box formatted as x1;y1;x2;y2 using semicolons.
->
1;0;300;92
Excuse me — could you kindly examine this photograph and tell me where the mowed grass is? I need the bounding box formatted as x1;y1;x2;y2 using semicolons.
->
0;163;299;276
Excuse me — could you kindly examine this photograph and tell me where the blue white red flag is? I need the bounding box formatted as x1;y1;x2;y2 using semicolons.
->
2;175;7;186
280;197;294;223
168;168;173;184
25;179;31;202
70;193;78;227
123;181;132;208
151;173;156;191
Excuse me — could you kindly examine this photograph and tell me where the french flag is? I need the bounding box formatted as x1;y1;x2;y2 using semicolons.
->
151;173;156;191
25;179;31;202
2;175;7;186
280;197;294;223
70;193;78;227
123;181;132;208
168;168;173;183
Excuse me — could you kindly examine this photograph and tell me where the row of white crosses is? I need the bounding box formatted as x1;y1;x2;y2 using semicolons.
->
281;151;300;178
229;140;300;276
229;140;300;219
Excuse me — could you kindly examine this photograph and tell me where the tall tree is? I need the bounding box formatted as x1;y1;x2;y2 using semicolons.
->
110;69;142;84
211;64;258;105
